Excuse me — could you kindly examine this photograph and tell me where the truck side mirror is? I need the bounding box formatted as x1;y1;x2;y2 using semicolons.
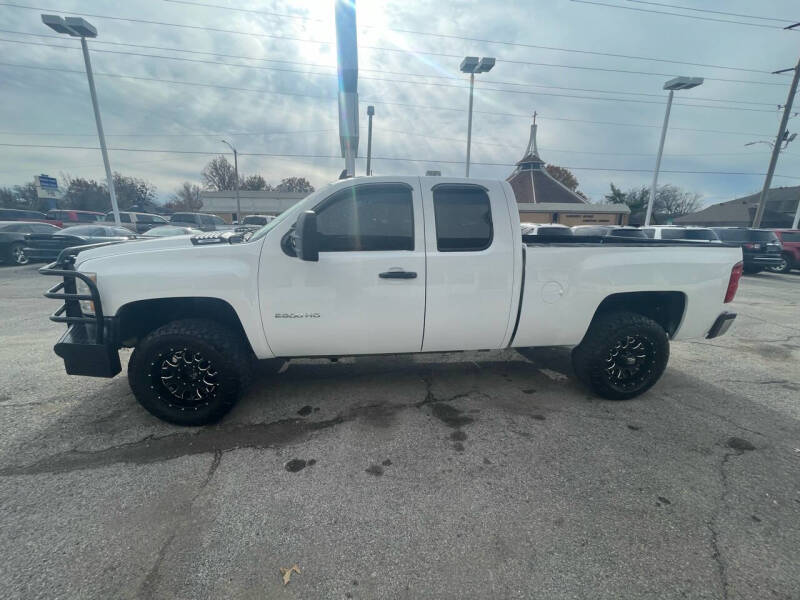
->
292;211;319;262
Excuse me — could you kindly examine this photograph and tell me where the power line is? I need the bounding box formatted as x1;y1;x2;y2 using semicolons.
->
0;3;788;88
619;1;795;24
0;34;780;107
0;47;782;114
0;61;781;137
3;141;798;179
0;128;335;138
570;0;792;29
161;0;773;75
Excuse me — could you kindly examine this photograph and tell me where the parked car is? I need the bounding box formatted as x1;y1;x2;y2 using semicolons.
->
520;223;572;237
0;221;61;265
0;208;62;227
169;212;228;231
46;209;105;227
712;228;782;274
40;175;742;426
144;225;203;238
241;214;275;227
105;211;169;234
24;224;137;262
641;226;720;242
572;225;648;238
767;229;800;273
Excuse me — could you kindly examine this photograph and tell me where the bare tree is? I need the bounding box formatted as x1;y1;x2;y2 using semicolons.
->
657;184;701;218
166;182;202;211
275;177;314;193
241;175;271;191
202;156;238;191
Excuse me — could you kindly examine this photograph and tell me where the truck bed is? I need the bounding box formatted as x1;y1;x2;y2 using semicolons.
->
512;241;742;348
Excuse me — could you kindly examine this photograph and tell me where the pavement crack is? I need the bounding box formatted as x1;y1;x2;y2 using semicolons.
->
139;532;175;598
201;449;223;488
707;447;747;600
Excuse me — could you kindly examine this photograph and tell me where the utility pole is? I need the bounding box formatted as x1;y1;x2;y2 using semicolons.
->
335;0;358;178
221;140;240;223
753;23;800;228
793;192;800;229
366;105;374;176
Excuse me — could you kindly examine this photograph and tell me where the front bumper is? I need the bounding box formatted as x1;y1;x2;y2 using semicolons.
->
706;312;736;339
40;252;121;378
54;321;121;377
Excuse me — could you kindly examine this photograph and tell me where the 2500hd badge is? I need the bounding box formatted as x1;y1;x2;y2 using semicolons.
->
275;313;321;318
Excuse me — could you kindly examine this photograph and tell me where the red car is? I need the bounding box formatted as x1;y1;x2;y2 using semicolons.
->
768;229;800;273
45;209;105;228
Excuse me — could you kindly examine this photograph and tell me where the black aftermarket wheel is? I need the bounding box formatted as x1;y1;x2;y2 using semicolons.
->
571;311;669;400
128;319;253;425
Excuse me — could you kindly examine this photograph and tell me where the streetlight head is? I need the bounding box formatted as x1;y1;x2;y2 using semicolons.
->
41;14;77;35
367;105;375;116
63;17;97;38
663;76;704;91
475;57;496;73
460;56;479;73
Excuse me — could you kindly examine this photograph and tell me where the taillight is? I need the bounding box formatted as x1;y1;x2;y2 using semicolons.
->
725;261;743;303
743;243;755;249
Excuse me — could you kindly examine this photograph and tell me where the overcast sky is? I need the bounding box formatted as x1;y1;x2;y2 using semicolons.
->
1;0;799;205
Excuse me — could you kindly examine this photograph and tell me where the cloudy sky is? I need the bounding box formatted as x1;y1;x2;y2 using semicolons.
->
1;0;799;205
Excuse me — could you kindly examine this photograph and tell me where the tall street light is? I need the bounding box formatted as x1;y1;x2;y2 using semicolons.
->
220;140;241;223
460;56;495;177
644;76;704;226
365;105;375;176
42;14;121;225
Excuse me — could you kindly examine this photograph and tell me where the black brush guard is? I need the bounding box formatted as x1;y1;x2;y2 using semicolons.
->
40;244;122;377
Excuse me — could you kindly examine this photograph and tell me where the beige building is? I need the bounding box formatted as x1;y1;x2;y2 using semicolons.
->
198;190;310;223
506;116;629;225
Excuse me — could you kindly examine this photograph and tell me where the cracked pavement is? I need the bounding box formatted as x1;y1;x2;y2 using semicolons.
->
1;264;799;599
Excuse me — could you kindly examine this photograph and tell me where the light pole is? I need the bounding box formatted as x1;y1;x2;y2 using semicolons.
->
221;140;241;223
644;76;704;226
460;56;495;177
366;105;374;176
42;14;121;225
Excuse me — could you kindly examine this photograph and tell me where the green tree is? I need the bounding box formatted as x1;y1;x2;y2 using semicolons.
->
112;172;157;211
545;164;580;192
62;177;108;212
166;182;202;211
605;183;701;223
275;177;314;193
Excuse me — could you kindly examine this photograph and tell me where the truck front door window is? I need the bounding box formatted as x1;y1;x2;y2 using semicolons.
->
315;184;414;251
433;186;493;251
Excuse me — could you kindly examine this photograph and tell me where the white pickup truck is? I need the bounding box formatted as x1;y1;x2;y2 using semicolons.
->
41;176;743;425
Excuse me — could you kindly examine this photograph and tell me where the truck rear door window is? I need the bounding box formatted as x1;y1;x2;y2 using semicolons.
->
315;184;414;251
433;185;493;252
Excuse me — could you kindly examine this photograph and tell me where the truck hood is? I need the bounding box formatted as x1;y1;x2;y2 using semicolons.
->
74;235;194;267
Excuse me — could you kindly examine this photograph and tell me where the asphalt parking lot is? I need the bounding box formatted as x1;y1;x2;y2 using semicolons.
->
0;263;798;600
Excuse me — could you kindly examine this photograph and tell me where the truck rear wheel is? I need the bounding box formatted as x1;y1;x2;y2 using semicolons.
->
128;318;253;425
571;311;669;400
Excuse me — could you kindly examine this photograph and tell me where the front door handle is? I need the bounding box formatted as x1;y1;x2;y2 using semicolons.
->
379;270;417;279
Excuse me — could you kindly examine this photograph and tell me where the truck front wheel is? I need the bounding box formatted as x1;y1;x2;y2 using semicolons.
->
128;319;253;425
571;311;669;400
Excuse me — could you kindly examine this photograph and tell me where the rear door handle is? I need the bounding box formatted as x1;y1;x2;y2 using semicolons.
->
379;270;417;279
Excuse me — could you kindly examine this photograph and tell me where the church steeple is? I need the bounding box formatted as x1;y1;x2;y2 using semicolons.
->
516;112;544;169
